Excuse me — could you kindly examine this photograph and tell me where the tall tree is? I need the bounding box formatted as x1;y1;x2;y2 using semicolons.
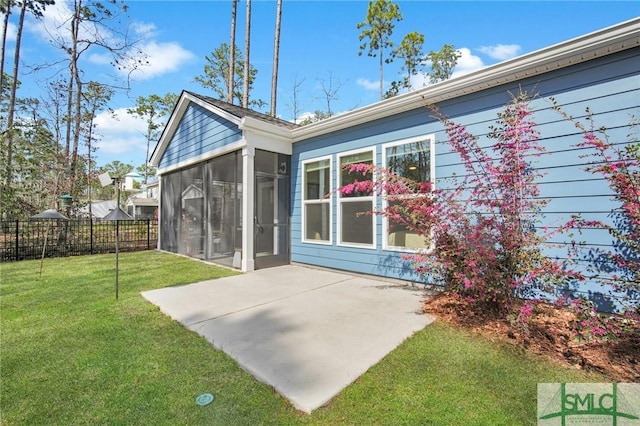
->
227;0;238;103
269;0;282;117
39;77;68;207
315;71;346;118
0;0;14;94
286;74;305;123
51;0;137;203
427;44;461;84
10;97;59;216
356;0;402;100
386;31;424;98
82;81;113;215
242;0;251;108
2;0;54;218
194;43;264;108
126;92;177;186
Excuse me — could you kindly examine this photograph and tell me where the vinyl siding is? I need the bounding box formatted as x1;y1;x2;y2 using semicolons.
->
291;47;640;299
158;103;242;170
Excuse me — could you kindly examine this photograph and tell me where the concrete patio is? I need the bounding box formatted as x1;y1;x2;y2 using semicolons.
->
141;264;435;413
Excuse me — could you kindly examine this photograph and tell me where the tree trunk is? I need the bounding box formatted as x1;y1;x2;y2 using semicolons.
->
242;0;251;109
228;0;238;104
144;114;154;185
67;0;82;196
378;47;383;101
269;0;282;117
3;0;25;198
0;0;13;95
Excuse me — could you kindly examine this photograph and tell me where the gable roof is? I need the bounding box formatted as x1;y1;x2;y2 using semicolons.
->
185;91;298;130
150;91;298;166
126;197;158;207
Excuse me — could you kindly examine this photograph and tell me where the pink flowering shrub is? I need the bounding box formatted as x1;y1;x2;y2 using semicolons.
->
569;298;636;344
510;300;537;335
552;101;639;339
341;92;579;319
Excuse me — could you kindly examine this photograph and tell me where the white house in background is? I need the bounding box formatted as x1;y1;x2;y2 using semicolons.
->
125;197;158;220
150;19;639;310
124;178;159;220
79;200;118;219
143;179;159;199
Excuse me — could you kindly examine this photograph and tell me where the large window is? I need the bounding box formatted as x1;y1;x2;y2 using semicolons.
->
338;149;375;248
383;136;435;251
302;157;332;243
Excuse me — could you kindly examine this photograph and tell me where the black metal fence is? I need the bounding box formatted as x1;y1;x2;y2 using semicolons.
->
0;219;158;262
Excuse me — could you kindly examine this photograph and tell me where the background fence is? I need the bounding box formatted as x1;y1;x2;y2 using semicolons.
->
0;219;158;262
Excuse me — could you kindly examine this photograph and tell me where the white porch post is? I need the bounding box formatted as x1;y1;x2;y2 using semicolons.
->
156;178;162;250
242;146;255;272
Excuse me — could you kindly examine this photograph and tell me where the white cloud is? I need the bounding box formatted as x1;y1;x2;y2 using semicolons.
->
93;108;148;157
478;44;522;61
2;20;16;42
451;47;485;77
126;41;196;81
132;21;158;39
28;0;70;40
30;0;120;47
294;111;315;124
410;47;486;88
26;1;195;82
409;73;429;90
88;40;195;81
356;78;381;91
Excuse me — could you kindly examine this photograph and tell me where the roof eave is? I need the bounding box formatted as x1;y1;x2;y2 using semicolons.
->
239;116;294;141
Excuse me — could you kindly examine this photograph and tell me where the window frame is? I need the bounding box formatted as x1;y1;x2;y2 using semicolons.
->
301;155;333;245
337;147;377;249
381;135;436;252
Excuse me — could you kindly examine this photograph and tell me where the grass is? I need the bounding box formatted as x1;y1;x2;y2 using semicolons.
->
1;251;606;425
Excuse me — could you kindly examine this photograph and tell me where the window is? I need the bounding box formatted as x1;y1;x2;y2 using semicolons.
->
338;149;375;248
302;157;332;243
383;136;435;251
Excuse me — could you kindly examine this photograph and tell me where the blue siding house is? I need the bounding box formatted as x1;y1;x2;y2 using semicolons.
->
151;19;639;302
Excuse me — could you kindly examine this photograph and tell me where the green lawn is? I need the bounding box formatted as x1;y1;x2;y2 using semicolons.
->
0;251;606;425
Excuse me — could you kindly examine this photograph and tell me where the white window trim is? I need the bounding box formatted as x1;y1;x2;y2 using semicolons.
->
337;147;377;249
382;135;436;253
301;155;333;245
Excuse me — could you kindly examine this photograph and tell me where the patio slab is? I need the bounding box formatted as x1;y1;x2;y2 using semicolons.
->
141;264;435;413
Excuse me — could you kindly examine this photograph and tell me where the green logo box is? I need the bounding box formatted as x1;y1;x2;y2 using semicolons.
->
538;383;640;425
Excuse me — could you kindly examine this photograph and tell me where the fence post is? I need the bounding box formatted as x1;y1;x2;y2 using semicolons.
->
90;218;94;255
14;220;19;261
147;219;150;250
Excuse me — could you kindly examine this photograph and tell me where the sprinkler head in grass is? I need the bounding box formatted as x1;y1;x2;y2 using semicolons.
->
196;393;214;406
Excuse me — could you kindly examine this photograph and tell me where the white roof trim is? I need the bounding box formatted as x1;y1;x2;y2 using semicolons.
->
150;91;242;166
239;116;293;141
291;17;640;142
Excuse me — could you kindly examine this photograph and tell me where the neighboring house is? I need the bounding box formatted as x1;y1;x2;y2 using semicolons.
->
126;197;158;220
79;200;118;219
143;179;159;199
125;177;159;220
151;19;639;303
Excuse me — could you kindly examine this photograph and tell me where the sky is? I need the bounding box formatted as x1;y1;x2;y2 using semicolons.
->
5;0;639;169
